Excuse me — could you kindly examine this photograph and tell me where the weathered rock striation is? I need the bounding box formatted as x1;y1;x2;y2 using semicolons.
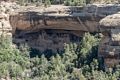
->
10;4;120;34
0;1;13;39
9;4;120;53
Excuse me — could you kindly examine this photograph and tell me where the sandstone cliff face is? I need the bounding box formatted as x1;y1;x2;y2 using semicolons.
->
99;12;120;68
0;1;13;39
9;4;120;53
10;4;120;34
10;13;99;34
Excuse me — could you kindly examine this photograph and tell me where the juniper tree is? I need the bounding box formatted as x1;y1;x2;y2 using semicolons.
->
0;36;30;79
76;33;99;67
30;55;49;80
44;0;51;7
49;54;68;80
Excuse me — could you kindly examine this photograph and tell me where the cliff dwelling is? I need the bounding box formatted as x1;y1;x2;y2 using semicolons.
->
1;1;120;68
14;29;82;53
9;4;120;54
2;0;120;80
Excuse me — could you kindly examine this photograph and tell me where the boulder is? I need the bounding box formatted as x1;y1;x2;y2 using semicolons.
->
100;12;120;27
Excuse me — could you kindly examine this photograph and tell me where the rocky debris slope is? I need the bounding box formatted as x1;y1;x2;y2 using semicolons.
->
0;1;19;41
0;2;12;39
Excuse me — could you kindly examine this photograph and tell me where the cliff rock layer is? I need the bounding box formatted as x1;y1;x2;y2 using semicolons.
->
9;4;120;53
0;1;13;39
